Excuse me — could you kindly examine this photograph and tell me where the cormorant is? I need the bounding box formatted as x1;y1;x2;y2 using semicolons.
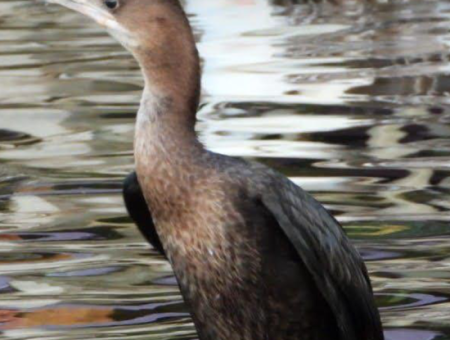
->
46;1;384;339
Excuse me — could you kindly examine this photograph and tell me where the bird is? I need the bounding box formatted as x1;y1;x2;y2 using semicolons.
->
46;1;384;339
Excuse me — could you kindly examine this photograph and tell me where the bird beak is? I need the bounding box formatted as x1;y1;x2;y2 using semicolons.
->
47;0;116;28
46;0;133;46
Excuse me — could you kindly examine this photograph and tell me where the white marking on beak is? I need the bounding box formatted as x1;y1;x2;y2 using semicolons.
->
46;0;136;48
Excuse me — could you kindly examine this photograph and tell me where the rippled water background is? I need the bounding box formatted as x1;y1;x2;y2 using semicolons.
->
1;0;450;339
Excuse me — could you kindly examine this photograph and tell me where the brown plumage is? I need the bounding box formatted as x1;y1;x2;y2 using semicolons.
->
46;0;384;339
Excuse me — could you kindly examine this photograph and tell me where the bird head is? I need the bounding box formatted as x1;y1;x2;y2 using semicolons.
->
47;0;189;56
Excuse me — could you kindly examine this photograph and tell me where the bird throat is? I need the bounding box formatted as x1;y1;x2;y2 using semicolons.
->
133;45;204;225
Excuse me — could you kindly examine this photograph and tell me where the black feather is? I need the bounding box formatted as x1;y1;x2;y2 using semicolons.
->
260;175;384;340
123;171;165;256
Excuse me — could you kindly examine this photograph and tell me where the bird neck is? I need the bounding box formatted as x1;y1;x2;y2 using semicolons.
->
138;49;200;131
133;13;204;172
135;87;201;153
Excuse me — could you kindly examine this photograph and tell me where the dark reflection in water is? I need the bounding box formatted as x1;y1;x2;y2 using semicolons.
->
1;0;450;339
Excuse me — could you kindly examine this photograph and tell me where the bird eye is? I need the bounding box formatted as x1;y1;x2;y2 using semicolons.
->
104;0;119;10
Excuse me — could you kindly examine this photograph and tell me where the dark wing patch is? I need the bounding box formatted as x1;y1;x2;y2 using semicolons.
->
123;171;165;256
260;176;384;340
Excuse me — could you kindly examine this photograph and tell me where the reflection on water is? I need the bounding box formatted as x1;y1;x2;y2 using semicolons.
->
1;0;450;339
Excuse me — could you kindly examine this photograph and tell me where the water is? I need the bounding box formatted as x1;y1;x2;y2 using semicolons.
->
0;0;450;339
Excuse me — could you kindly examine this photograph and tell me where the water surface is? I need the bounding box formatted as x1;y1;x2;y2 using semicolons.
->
1;0;450;339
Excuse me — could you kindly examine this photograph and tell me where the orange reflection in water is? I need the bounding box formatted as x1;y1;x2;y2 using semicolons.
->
0;307;113;330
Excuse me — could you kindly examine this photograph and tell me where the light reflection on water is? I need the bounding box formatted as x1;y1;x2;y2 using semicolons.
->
1;0;450;339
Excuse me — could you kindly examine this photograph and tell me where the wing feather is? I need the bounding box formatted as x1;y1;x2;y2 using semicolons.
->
260;176;384;340
123;171;165;255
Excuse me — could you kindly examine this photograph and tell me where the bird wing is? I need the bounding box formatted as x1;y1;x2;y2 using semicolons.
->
123;171;165;256
259;175;384;340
